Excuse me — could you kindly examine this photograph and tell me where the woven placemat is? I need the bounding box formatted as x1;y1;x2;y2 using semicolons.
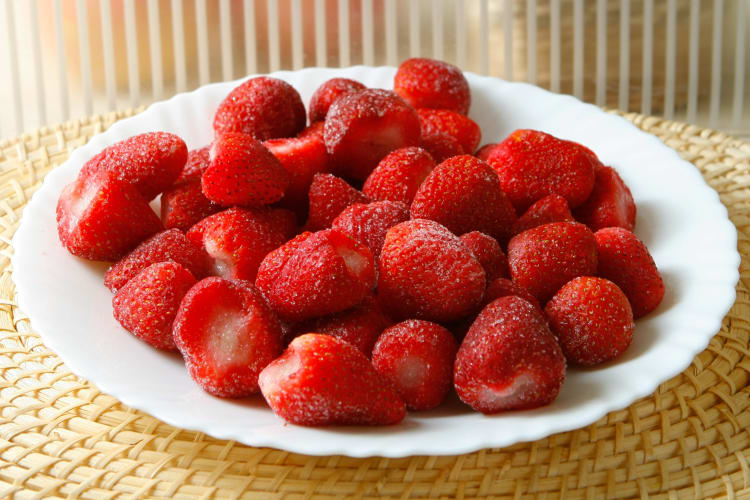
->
0;110;748;500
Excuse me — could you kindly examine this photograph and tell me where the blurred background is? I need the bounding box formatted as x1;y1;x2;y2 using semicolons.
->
0;0;748;140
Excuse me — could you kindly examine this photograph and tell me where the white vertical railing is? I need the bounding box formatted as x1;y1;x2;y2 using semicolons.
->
641;0;653;116
664;0;676;120
219;0;234;79
4;0;22;135
526;0;536;85
595;0;606;107
0;0;747;139
148;0;164;100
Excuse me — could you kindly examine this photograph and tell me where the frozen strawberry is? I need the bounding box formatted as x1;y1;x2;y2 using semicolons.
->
417;108;481;154
288;296;392;356
331;200;410;257
459;231;509;282
545;277;634;365
454;296;565;413
512;194;574;235
324;89;421;180
104;229;208;292
379;219;485;322
259;333;406;426
475;143;500;161
56;172;163;261
305;173;369;230
160;180;221;232
483;278;542;312
78;132;188;200
411;155;517;242
176;146;211;184
372;320;457;410
264;132;331;218
113;261;196;350
255;229;376;321
394;58;471;115
574;165;636;231
202;133;290;206
213;76;306;140
308;77;367;123
485;129;599;212
186;207;296;282
594;227;664;318
419;133;465;163
173;277;283;398
507;221;598;303
362;147;435;205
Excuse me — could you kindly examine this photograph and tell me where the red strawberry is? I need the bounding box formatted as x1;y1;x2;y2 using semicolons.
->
379;219;486;322
459;231;509;282
78;132;187;201
308;77;366;123
331;200;410;258
264;132;331;218
483;278;542;312
259;333;406;426
161;180;222;232
104;228;208;292
419;132;465;163
411;155;517;242
545;276;634;365
512;194;574;235
202;133;290;206
213;76;306;140
475;143;499;161
174;277;283;397
176;146;211;184
574;165;636;231
57;172;162;261
305;173;369;230
113;261;196;350
362;147;435;205
454;296;565;413
372;320;457;410
417;108;481;154
507;221;598;303
287;296;392;356
485;129;599;212
186;207;296;282
594;227;664;318
394;58;471;115
324;89;421;180
255;229;376;321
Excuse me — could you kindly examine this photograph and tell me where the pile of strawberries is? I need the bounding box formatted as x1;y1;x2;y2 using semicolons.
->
56;58;665;426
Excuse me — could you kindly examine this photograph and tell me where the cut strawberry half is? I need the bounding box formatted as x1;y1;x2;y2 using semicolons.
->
324;89;421;181
57;172;162;261
255;229;376;321
186;207;297;282
259;333;406;426
173;277;284;398
454;296;566;413
372;320;458;410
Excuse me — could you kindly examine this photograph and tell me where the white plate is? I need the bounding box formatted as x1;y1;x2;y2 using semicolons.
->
11;66;740;458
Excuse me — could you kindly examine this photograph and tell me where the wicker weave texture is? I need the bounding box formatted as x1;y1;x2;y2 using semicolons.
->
0;110;748;499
